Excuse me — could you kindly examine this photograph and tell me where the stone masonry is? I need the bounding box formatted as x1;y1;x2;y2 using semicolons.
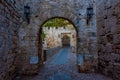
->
17;0;97;75
0;0;20;80
1;0;119;80
96;0;120;80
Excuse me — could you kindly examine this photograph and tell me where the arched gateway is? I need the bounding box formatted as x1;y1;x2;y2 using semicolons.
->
18;0;97;75
1;0;117;80
19;13;80;74
38;17;78;65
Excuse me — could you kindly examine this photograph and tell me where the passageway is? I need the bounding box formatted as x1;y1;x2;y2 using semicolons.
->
49;47;70;65
1;0;119;80
22;47;112;80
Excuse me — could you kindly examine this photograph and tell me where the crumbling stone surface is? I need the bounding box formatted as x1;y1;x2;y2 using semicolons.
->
0;0;98;79
96;0;120;80
0;0;20;80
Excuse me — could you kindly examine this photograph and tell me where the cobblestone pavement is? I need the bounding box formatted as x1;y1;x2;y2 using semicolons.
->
22;47;112;80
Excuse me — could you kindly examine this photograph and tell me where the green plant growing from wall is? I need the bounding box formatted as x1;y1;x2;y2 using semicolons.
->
43;18;73;29
42;32;46;41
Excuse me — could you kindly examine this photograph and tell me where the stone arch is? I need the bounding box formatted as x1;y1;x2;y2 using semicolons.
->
19;4;82;74
62;34;71;47
37;16;78;65
39;16;79;32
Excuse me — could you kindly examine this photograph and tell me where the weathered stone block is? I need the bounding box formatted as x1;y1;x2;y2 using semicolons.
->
105;43;112;53
103;36;108;43
113;63;120;80
98;28;106;36
111;25;120;34
113;34;120;44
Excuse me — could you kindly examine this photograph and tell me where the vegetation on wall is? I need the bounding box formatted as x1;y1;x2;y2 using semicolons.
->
42;18;75;42
42;32;46;41
43;18;73;29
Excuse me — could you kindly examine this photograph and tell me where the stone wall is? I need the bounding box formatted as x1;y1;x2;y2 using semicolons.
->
96;0;120;80
43;26;76;48
0;0;20;80
17;0;97;74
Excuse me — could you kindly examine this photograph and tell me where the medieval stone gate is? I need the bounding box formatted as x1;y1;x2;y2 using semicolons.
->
61;33;71;47
17;0;97;75
1;0;120;80
38;17;78;66
0;0;97;78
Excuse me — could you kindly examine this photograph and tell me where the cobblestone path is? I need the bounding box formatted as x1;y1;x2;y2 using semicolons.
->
22;47;112;80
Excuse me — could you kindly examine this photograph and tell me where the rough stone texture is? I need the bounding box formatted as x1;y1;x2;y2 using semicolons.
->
0;0;20;80
17;0;97;74
96;0;120;80
0;0;98;79
0;0;120;79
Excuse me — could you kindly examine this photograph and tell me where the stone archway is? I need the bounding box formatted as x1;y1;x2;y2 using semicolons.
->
38;17;78;65
1;1;114;80
62;33;71;47
18;0;97;75
19;8;81;74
